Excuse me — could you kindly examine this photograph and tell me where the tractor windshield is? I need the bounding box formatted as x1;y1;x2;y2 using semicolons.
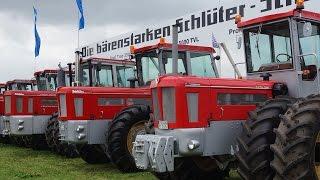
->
136;50;187;85
244;21;293;73
116;66;135;87
36;75;47;91
81;62;114;87
47;74;57;90
190;52;216;77
9;83;33;91
136;49;216;85
81;63;90;86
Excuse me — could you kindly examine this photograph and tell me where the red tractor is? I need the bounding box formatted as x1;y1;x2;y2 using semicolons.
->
57;41;221;172
132;1;320;180
1;79;36;144
2;69;72;149
2;58;135;157
0;83;6;142
47;58;136;158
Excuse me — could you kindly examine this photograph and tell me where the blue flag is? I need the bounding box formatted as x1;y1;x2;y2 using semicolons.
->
33;7;41;57
76;0;85;30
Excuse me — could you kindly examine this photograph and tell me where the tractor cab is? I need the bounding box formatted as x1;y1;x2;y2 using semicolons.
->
79;58;135;87
132;41;219;86
5;79;36;91
34;68;74;91
237;8;320;97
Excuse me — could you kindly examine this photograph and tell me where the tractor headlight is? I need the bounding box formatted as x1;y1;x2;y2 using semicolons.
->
187;140;200;150
272;83;288;97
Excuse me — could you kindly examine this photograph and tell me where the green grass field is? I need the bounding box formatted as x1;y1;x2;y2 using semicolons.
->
0;143;241;179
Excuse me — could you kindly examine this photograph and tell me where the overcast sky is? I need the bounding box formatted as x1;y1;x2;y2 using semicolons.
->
0;0;219;82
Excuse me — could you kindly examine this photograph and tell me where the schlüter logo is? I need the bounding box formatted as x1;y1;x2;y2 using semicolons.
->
81;0;310;58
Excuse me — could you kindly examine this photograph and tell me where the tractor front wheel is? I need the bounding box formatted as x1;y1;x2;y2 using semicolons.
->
0;136;10;144
235;97;295;180
12;136;24;147
107;105;150;172
45;113;78;158
45;113;57;150
31;135;48;150
77;144;110;164
271;95;320;179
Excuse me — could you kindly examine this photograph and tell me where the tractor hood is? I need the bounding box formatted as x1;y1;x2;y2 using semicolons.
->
151;75;276;90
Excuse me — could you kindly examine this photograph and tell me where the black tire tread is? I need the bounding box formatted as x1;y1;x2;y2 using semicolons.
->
271;95;320;180
236;97;295;180
106;105;150;173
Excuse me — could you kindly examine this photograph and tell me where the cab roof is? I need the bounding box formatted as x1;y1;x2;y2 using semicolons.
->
34;69;59;76
6;79;34;85
237;10;320;28
81;57;135;66
133;43;215;54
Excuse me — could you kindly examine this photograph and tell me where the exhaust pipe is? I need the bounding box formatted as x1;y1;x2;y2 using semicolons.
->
172;24;179;74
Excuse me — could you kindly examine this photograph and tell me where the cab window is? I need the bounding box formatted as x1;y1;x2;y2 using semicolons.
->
244;21;293;73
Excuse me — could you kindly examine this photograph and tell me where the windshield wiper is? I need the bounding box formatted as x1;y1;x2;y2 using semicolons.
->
255;24;263;59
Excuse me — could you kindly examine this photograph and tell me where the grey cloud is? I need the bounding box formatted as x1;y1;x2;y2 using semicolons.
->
0;0;221;82
0;0;217;26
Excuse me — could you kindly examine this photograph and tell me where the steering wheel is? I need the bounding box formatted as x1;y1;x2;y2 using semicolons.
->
276;53;292;63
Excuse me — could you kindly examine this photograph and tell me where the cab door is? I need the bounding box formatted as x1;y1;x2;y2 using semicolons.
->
295;20;320;97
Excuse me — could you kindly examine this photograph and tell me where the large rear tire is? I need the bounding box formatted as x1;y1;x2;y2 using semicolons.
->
45;113;79;158
107;105;150;172
154;157;229;180
235;97;295;180
271;95;320;179
78;144;110;164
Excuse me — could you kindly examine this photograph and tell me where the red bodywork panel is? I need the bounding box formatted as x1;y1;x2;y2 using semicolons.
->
0;95;4;116
151;76;275;129
57;87;151;121
134;43;215;54
4;91;57;116
238;10;320;28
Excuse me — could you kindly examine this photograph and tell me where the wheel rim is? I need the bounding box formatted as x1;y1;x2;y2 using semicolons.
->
315;132;320;178
127;121;146;155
